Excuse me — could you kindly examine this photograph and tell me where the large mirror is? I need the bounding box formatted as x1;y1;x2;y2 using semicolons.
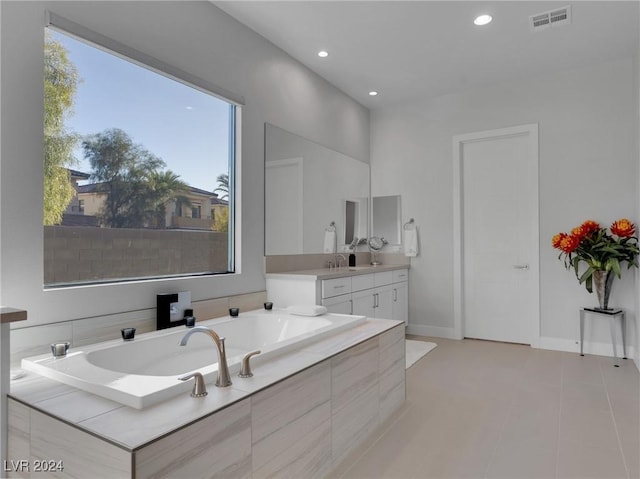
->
265;124;370;255
371;195;402;245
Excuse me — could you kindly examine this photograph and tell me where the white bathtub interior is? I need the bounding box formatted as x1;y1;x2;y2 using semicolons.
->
21;309;366;408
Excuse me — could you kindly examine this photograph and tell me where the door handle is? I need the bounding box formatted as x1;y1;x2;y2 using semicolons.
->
393;288;398;302
513;264;529;270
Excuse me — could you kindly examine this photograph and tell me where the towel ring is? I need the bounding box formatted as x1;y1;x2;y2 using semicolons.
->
325;221;336;232
403;218;416;230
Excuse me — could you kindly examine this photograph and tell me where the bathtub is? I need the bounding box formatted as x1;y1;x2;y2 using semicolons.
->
21;309;366;409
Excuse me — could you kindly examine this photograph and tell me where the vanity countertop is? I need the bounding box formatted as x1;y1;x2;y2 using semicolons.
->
265;263;409;280
9;317;402;451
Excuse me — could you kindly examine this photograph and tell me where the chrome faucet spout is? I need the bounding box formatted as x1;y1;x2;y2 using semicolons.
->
179;326;232;387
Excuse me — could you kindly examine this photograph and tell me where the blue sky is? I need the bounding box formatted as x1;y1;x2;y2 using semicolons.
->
52;29;231;193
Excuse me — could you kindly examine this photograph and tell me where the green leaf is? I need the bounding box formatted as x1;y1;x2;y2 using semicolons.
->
585;274;593;293
578;266;595;284
610;257;622;277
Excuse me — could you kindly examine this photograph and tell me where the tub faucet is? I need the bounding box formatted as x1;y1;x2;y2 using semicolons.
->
179;326;232;387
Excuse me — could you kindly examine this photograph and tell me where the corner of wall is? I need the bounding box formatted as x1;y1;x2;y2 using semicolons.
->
635;43;640;372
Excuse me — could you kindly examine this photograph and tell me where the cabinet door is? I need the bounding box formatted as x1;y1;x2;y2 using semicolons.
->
352;289;375;318
322;294;353;315
374;285;393;320
392;282;408;325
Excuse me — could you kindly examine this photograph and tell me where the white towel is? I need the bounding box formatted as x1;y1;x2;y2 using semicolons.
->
323;230;336;254
286;305;328;316
404;228;419;257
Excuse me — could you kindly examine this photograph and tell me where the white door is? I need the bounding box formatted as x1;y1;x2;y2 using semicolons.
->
454;125;539;345
265;158;303;255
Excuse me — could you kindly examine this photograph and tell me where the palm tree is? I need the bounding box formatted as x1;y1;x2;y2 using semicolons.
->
148;170;191;228
214;173;229;200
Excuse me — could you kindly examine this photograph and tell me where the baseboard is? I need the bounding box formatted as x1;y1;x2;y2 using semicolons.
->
406;324;459;339
538;336;636;360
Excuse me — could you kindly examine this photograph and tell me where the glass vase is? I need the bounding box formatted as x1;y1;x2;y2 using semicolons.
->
592;270;614;310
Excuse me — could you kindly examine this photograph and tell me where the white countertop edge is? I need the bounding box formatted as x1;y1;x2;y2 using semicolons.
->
9;317;403;451
265;264;409;280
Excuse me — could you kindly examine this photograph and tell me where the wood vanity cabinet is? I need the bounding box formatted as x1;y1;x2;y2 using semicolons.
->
267;268;409;324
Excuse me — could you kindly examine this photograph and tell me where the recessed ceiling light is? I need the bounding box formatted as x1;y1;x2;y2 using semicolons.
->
474;14;493;26
369;91;378;96
318;50;329;58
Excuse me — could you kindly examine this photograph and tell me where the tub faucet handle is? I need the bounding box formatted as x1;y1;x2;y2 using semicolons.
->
178;372;208;398
239;350;261;378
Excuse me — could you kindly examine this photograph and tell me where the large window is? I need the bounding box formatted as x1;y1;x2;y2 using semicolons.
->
43;22;238;287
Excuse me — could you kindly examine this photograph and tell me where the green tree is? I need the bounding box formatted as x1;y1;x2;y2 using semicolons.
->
44;31;80;225
148;170;192;228
212;206;229;233
83;128;165;228
214;173;229;200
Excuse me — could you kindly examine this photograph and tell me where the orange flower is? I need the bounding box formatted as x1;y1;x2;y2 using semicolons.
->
571;220;600;240
581;220;600;235
611;218;635;238
552;233;567;249
559;234;580;253
571;225;588;240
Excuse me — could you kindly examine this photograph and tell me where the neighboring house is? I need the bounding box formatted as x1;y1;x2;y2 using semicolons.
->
61;169;99;227
170;186;229;231
75;181;227;231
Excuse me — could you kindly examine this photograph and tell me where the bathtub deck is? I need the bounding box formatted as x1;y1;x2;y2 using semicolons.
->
8;318;402;451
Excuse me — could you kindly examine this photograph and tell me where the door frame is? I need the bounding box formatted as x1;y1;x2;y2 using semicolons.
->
265;157;304;254
452;124;540;346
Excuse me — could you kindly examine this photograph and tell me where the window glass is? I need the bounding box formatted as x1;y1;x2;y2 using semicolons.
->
43;28;235;287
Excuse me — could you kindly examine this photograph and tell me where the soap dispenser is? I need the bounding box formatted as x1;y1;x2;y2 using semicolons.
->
349;253;356;268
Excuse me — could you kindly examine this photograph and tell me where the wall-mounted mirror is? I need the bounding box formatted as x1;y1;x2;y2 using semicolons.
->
265;124;370;255
371;195;402;245
344;197;368;246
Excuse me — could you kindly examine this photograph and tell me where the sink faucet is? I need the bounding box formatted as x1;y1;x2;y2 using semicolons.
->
179;326;232;387
335;254;346;269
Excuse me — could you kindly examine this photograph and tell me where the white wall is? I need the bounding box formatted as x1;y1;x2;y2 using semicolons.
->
636;18;640;369
0;1;369;327
371;57;638;351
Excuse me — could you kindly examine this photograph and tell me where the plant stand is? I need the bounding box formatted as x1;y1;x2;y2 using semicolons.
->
579;307;626;366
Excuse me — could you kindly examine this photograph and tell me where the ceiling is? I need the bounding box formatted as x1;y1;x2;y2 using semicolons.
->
214;1;639;109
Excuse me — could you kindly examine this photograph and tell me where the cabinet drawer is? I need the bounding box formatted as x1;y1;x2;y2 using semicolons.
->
374;271;394;287
392;269;409;283
351;273;374;292
322;277;352;298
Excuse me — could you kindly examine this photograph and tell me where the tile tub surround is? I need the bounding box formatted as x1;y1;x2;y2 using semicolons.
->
7;319;405;478
9;291;267;368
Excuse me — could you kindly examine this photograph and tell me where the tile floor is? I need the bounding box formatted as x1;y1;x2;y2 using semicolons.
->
336;337;639;479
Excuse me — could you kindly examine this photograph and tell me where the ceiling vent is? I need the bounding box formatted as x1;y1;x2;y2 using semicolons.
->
529;5;572;32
